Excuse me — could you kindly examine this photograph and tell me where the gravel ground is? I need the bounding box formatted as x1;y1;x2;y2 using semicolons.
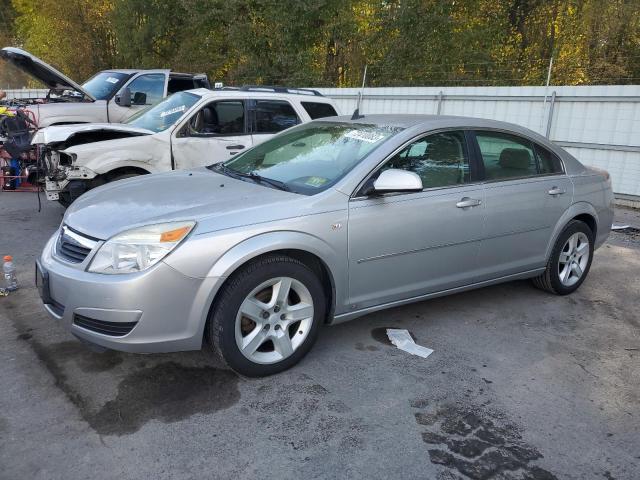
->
1;192;639;480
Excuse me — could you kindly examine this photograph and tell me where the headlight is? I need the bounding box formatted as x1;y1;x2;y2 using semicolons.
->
88;221;195;274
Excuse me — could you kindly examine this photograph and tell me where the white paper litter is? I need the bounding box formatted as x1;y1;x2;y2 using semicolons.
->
612;224;630;230
386;329;434;359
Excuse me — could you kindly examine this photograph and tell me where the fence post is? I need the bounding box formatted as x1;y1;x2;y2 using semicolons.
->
545;91;556;138
437;91;444;115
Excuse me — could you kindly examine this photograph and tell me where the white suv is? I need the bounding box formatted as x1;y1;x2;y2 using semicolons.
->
34;86;339;205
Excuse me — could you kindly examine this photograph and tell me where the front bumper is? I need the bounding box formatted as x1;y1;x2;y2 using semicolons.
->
39;232;222;353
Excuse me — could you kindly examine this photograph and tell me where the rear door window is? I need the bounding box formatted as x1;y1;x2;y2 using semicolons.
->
253;100;300;133
475;131;538;181
301;102;338;119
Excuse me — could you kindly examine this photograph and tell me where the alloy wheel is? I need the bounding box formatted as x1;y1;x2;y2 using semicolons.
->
558;232;590;287
235;277;314;365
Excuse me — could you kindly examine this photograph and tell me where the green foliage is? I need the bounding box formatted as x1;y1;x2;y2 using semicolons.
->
3;0;640;87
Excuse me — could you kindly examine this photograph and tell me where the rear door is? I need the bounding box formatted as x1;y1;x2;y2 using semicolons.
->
347;130;485;309
472;130;572;279
249;99;301;147
171;99;253;169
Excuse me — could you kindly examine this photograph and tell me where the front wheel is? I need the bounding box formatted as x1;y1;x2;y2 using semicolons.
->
532;220;594;295
207;255;325;377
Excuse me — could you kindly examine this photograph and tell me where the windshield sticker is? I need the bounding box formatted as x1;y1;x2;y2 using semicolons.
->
344;130;386;143
305;176;328;187
160;105;186;118
105;77;120;84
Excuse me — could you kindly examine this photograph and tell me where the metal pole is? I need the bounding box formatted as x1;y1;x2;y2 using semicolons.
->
355;65;368;112
541;57;553;132
546;90;556;138
437;91;444;115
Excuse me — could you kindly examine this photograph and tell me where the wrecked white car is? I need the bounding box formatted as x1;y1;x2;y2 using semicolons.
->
36;87;339;205
1;47;209;128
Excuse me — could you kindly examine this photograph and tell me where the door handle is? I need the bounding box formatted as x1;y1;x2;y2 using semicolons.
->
226;144;245;150
548;186;566;196
456;197;482;208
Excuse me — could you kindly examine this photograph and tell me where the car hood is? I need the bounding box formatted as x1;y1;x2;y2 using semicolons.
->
64;168;301;240
0;47;95;101
32;123;154;147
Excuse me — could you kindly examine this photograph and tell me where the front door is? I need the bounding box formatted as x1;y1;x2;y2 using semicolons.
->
348;130;485;310
172;100;253;169
108;72;168;123
472;130;573;279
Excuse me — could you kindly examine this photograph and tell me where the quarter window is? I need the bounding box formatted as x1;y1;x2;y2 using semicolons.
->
475;131;538;180
378;131;470;189
534;144;563;174
253;100;300;133
301;102;338;119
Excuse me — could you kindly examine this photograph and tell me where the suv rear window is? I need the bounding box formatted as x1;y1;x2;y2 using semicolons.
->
301;102;338;119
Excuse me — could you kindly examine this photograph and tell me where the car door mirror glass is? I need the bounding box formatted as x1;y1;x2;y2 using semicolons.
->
373;169;423;194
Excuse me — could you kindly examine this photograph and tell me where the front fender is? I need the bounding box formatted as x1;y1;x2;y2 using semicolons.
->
165;229;347;318
206;230;339;279
64;147;167;175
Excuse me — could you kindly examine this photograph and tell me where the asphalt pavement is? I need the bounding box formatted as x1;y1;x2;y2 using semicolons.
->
1;191;639;480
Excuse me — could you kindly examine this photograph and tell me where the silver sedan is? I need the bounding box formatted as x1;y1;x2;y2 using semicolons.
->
37;115;614;376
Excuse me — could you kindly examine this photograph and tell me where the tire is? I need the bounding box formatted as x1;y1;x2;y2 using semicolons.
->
532;220;594;295
107;172;141;183
207;254;325;377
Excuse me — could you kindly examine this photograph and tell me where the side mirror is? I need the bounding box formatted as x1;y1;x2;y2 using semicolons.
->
372;169;423;194
116;87;132;107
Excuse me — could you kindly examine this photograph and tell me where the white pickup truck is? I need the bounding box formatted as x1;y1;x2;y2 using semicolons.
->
1;47;209;128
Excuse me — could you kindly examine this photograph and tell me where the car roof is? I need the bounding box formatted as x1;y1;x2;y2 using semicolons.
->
319;114;550;139
186;88;335;103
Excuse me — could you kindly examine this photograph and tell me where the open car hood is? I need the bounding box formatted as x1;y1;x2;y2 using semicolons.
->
32;123;154;147
0;47;95;101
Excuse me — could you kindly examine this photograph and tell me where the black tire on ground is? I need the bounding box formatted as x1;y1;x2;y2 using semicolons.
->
207;254;326;377
532;220;594;295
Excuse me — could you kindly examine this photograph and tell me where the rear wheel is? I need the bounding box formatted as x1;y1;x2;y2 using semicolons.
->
532;220;594;295
207;254;325;377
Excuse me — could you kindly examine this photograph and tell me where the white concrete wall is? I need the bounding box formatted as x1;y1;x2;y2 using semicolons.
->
317;86;640;197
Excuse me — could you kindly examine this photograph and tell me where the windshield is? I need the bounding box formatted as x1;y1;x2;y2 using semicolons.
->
126;92;201;133
81;72;130;100
218;121;403;195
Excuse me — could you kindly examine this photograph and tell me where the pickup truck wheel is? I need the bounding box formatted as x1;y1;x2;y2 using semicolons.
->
207;254;325;377
532;220;594;295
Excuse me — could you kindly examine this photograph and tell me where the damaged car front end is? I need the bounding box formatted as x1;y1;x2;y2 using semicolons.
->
35;124;157;205
36;91;202;205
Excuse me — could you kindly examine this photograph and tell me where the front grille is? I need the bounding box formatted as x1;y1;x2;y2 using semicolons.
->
56;226;98;264
73;314;137;337
59;240;92;263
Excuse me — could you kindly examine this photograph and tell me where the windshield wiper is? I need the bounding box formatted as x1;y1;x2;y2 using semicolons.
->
246;172;291;192
210;164;290;192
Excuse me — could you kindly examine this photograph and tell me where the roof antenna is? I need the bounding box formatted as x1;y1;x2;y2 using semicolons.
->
351;64;367;120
